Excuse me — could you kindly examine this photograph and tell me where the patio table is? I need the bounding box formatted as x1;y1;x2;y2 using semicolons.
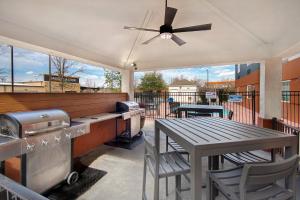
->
177;104;224;118
154;117;297;200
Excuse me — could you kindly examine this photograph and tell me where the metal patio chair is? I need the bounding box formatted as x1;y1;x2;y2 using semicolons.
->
221;110;273;165
142;136;190;200
168;102;180;117
207;155;299;200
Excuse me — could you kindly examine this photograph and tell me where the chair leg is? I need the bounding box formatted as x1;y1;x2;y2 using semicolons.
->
142;158;147;200
154;176;159;200
175;175;181;200
166;177;169;196
166;136;169;196
221;155;224;165
206;172;212;200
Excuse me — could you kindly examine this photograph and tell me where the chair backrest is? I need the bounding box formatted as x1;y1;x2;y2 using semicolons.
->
169;102;180;114
240;155;299;193
228;110;234;120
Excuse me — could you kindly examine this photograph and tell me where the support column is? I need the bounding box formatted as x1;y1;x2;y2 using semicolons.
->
259;57;282;128
121;69;134;100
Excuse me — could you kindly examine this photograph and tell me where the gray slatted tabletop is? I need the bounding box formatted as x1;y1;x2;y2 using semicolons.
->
155;117;297;200
177;105;224;118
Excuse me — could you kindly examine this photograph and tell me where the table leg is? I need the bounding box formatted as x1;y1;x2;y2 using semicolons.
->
190;151;202;200
211;156;219;199
284;141;297;200
154;126;160;200
178;110;182;118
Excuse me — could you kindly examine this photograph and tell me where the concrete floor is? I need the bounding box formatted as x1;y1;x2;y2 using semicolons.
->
78;120;300;200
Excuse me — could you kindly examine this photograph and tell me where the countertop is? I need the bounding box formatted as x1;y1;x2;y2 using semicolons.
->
72;113;122;125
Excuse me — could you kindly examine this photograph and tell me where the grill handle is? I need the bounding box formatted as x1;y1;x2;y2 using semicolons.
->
24;123;70;136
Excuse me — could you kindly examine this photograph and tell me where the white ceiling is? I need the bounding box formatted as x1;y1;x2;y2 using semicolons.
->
0;0;300;71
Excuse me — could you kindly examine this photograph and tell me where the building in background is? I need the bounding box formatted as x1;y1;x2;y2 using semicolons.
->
0;74;81;93
206;80;235;90
282;56;300;124
168;79;199;103
235;63;260;93
234;63;260;113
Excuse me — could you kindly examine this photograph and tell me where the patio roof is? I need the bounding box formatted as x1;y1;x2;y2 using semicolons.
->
0;0;300;70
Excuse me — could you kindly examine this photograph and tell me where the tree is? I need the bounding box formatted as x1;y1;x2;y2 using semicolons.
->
51;56;84;92
0;68;8;83
104;69;121;92
138;72;167;92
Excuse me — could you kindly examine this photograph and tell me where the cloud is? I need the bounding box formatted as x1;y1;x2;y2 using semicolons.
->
217;71;235;77
26;71;34;75
82;74;99;79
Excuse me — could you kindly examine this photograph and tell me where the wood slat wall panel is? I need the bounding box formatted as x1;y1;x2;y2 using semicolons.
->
1;93;128;182
0;93;128;118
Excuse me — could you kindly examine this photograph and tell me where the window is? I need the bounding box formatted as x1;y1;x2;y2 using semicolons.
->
14;47;49;93
0;44;12;92
282;80;290;102
0;44;120;93
247;85;255;99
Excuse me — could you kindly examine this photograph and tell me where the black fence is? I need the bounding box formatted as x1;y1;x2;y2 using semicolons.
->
272;117;300;156
282;91;300;129
134;91;259;125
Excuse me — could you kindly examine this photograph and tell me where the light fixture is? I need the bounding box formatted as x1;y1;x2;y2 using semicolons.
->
130;62;136;67
160;32;172;40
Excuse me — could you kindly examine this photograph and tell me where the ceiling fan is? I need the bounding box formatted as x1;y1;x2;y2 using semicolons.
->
124;0;212;46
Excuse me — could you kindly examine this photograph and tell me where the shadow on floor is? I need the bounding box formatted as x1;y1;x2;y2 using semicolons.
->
44;167;107;200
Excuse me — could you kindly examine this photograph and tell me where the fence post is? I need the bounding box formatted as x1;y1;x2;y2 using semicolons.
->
164;91;167;118
252;91;256;125
271;117;277;130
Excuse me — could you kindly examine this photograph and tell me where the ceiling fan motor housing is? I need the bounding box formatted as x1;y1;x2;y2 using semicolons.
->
160;25;173;34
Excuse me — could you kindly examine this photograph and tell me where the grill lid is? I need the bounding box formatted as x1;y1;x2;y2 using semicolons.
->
116;101;140;112
0;109;70;137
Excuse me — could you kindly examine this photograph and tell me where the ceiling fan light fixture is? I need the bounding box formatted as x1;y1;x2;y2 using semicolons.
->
160;32;172;40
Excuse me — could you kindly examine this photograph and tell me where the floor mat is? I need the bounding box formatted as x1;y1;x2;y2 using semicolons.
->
105;134;144;150
45;167;107;200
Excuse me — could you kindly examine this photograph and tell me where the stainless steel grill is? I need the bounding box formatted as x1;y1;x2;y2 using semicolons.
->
116;101;145;138
0;109;82;194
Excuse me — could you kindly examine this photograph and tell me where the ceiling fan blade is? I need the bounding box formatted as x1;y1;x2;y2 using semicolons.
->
171;34;186;46
124;26;159;32
165;7;177;26
173;24;212;33
142;34;161;45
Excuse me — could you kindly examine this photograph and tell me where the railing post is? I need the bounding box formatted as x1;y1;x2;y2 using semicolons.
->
272;117;277;130
164;91;167;118
252;91;256;125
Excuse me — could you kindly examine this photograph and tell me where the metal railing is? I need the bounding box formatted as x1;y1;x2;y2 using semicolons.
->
0;174;48;200
272;117;300;157
134;91;259;125
282;91;300;129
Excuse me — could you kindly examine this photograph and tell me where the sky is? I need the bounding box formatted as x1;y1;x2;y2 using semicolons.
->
134;65;235;85
1;45;236;87
0;45;107;87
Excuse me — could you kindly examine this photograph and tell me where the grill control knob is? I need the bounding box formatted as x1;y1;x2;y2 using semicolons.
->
65;133;72;139
26;144;35;151
42;140;48;146
55;136;61;142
